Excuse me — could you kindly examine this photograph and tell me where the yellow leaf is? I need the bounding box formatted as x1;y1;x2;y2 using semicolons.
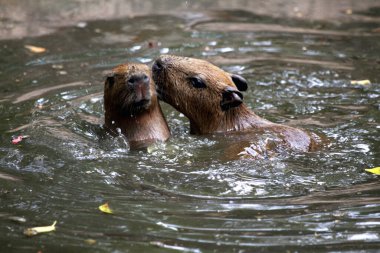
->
365;167;380;175
25;45;47;53
350;80;371;85
99;202;113;214
84;239;97;245
23;221;57;236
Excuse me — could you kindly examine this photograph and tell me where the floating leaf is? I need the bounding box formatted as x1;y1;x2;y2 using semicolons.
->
11;135;29;145
350;80;371;85
24;45;46;53
23;221;57;236
99;203;113;214
365;167;380;175
84;239;97;245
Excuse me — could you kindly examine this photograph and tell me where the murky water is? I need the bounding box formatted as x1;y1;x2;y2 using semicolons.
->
1;3;380;252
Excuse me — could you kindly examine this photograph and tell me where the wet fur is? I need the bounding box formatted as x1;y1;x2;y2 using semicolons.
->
153;55;320;153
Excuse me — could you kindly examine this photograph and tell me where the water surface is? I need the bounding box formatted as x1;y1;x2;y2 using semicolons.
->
1;2;380;252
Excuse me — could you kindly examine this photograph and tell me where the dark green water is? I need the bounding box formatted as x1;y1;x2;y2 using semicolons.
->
1;6;380;253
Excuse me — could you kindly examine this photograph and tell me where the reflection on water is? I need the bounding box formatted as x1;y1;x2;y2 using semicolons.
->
0;1;380;252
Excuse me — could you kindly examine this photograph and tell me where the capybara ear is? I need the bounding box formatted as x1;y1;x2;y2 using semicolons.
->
231;74;248;91
221;87;243;111
105;72;115;88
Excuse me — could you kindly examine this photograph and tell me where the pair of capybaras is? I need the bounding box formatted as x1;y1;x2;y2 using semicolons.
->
104;55;322;158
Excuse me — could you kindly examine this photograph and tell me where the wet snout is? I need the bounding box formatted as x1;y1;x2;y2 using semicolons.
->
152;57;167;100
152;58;164;73
152;56;170;74
127;73;151;106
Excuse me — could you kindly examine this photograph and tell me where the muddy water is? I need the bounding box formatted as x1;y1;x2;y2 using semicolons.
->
1;3;380;253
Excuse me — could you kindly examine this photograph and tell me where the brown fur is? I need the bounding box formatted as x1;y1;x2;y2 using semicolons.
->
152;55;320;154
104;63;170;149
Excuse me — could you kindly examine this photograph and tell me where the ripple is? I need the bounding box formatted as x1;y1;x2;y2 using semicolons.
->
1;8;380;253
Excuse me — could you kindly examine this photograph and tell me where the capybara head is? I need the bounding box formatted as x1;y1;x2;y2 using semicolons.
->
104;63;157;116
152;55;248;132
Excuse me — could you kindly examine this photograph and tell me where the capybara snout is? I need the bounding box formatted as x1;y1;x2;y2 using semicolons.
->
126;73;151;108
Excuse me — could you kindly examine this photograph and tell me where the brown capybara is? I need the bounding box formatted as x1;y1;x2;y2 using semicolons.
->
152;55;321;157
104;63;170;149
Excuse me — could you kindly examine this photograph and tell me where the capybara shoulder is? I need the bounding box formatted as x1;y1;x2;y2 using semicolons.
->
152;55;321;154
104;63;170;149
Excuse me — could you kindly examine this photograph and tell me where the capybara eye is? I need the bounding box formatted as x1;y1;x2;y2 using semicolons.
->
188;76;206;89
231;74;248;91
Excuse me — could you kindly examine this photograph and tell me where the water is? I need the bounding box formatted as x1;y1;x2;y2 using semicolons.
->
1;1;380;252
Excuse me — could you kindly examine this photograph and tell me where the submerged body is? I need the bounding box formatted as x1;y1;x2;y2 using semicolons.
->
104;63;170;149
152;55;320;156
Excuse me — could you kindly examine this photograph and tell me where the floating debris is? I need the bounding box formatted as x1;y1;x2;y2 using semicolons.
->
24;45;46;53
11;135;29;145
99;203;113;214
365;167;380;175
350;80;371;85
9;216;27;223
84;239;97;245
23;221;57;236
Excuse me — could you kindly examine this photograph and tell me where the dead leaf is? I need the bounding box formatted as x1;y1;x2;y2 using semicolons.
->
365;167;380;175
11;135;29;145
23;221;57;236
25;45;47;53
84;239;97;245
350;80;371;85
99;203;113;214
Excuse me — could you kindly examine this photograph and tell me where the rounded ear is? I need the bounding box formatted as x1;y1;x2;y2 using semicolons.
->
220;87;243;111
231;74;248;91
104;72;115;87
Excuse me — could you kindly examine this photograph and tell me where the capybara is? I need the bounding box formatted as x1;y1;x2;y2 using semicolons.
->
152;55;320;156
104;63;170;149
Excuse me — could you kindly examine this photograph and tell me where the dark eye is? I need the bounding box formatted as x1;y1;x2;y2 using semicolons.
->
188;76;206;88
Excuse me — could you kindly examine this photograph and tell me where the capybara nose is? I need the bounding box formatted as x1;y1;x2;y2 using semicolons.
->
152;58;164;73
127;74;150;86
